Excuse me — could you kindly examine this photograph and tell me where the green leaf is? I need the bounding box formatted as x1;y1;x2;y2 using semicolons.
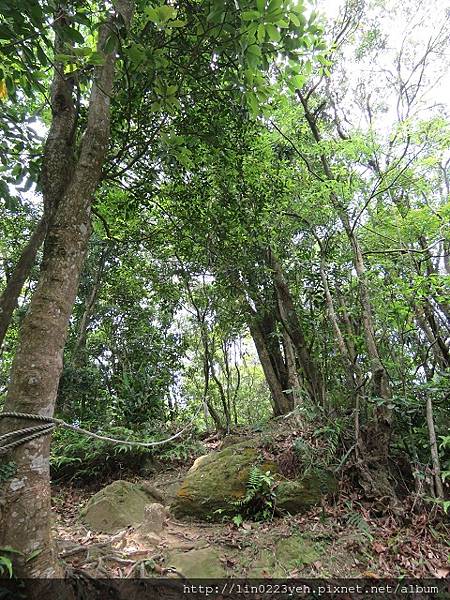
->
241;11;261;21
26;548;43;563
158;5;177;22
268;0;282;12
289;74;306;90
72;13;91;26
265;23;280;41
247;91;259;114
144;7;159;22
256;0;265;13
54;53;75;63
126;43;145;64
247;44;262;56
257;23;266;43
36;44;48;66
65;27;85;45
104;34;117;54
88;51;105;66
71;47;92;57
0;546;23;555
289;13;300;27
232;514;243;527
168;19;187;27
0;556;13;578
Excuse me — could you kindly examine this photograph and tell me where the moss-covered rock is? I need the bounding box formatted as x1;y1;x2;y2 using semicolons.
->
80;480;163;533
170;440;336;521
165;547;227;578
276;471;337;514
245;534;324;577
171;442;276;520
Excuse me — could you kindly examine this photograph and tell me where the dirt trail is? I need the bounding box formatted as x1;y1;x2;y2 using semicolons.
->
52;468;449;580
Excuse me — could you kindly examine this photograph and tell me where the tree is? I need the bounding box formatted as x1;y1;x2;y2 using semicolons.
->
0;0;134;579
0;0;323;579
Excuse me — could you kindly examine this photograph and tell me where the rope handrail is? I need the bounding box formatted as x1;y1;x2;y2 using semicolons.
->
0;405;202;455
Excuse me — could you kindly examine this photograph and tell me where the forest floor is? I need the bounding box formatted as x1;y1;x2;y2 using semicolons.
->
52;462;450;580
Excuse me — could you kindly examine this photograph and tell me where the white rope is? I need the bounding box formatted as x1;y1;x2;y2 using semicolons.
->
0;403;202;453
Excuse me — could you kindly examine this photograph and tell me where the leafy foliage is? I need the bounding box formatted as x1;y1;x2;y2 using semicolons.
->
1;0;449;509
232;467;277;522
50;424;204;481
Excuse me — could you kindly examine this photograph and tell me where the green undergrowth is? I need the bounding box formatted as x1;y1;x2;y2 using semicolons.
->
50;423;205;482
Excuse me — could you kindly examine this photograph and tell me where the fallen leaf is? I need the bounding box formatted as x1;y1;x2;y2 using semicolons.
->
372;542;387;554
435;567;450;578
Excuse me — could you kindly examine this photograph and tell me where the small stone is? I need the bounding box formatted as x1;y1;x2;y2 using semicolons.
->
79;480;164;533
141;503;168;534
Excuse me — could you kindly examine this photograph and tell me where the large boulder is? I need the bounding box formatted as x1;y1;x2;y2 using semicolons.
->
276;472;337;514
170;441;336;521
80;480;164;533
171;442;276;520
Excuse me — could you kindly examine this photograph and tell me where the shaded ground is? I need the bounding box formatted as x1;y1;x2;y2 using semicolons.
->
52;469;450;580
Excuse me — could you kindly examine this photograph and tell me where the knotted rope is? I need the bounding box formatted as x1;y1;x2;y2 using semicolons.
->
0;407;202;456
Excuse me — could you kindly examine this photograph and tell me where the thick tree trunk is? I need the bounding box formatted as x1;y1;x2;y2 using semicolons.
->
269;252;325;405
0;185;92;578
0;2;133;580
248;319;292;415
0;217;47;349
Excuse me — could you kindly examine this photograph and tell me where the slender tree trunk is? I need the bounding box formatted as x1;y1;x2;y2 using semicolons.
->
444;240;450;275
425;395;444;499
232;361;240;426
0;2;133;580
319;258;364;452
72;245;107;367
208;353;231;432
0;13;78;350
414;305;448;370
298;91;398;503
202;353;223;432
0;218;47;348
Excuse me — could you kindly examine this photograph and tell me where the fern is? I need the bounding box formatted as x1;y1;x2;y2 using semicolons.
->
233;467;277;522
345;502;373;541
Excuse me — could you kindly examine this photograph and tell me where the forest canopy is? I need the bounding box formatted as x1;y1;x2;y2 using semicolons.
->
0;0;449;583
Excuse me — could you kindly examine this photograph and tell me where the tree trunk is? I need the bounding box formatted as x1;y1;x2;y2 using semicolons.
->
319;258;364;456
0;217;47;349
0;13;78;350
72;245;108;367
282;329;301;407
202;352;223;432
269;251;325;405
414;305;448;370
298;91;397;503
426;395;444;499
0;1;133;580
248;318;292;415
